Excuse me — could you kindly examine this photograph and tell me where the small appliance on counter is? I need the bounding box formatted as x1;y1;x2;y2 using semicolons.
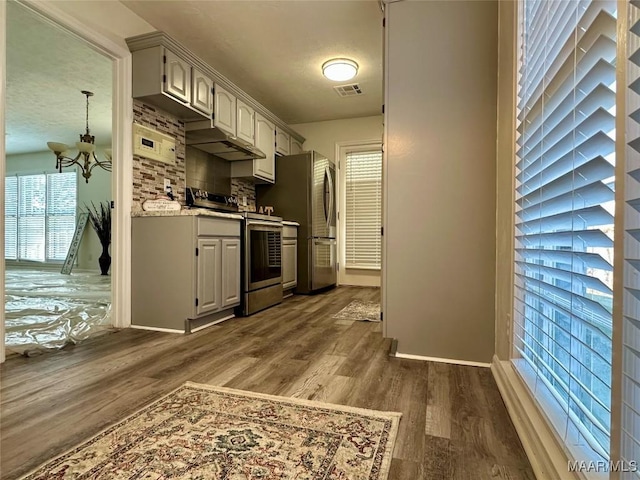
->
184;185;283;316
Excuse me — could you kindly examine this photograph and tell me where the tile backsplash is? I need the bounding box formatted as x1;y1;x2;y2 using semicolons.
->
132;99;257;213
132;100;186;210
231;178;256;213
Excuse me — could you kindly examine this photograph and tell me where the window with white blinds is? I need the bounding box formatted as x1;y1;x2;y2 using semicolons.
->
514;0;616;463
5;172;77;262
344;150;382;269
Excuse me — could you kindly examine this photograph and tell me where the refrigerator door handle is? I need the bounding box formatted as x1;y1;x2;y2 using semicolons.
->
327;166;334;229
314;238;337;246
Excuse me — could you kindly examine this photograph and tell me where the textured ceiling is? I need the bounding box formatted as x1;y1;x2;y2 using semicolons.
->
6;1;112;156
121;0;383;125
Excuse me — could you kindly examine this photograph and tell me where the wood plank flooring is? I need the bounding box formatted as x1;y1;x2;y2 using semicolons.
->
0;286;535;479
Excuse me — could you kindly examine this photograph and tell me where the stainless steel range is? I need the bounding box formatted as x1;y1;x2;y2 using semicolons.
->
185;187;283;316
240;212;283;315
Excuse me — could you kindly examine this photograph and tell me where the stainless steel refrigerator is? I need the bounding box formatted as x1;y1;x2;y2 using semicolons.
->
256;151;336;293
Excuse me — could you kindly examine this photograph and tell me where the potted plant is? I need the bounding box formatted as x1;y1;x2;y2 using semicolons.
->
86;201;112;275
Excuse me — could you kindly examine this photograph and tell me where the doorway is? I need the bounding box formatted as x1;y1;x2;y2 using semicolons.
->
4;1;114;354
0;0;134;362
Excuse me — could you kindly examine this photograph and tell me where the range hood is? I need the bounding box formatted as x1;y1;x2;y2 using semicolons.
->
185;120;266;161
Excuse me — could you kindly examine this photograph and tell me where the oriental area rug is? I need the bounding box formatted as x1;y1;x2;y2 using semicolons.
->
332;300;381;322
21;382;401;480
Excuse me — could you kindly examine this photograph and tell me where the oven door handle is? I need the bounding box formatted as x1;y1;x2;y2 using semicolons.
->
246;220;283;228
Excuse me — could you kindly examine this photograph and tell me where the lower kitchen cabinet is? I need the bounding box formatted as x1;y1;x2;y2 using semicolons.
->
132;215;241;332
282;224;298;294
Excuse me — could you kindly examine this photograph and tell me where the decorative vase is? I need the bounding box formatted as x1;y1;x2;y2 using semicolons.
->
99;245;111;275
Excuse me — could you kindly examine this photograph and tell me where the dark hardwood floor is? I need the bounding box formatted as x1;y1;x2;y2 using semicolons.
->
0;286;534;479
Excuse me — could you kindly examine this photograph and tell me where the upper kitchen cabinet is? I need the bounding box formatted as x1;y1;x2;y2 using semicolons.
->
131;45;213;121
213;84;237;136
254;113;276;182
231;112;275;183
275;126;290;156
236;99;255;145
290;137;304;155
127;32;305;163
164;50;191;103
191;67;214;117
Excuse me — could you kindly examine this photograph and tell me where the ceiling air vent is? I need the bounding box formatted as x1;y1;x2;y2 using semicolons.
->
333;84;364;97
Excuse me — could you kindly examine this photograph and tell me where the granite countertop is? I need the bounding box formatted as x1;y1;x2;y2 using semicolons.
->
282;221;300;227
131;208;244;220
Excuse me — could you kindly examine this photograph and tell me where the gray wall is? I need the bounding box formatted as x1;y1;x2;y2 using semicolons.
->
384;0;498;363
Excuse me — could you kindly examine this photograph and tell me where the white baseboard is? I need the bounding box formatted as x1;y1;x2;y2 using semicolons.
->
394;352;491;368
130;325;184;334
190;314;234;333
491;356;577;480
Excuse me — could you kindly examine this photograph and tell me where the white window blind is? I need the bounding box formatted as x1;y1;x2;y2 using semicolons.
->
514;0;616;463
5;172;77;262
46;173;77;261
18;174;47;261
344;150;382;269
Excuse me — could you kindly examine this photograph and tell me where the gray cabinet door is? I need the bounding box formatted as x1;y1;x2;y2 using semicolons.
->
275;126;290;156
214;83;236;136
254;112;275;182
164;49;191;103
282;239;297;289
196;238;221;316
221;238;241;308
290;138;304;154
191;67;214;116
236;99;255;145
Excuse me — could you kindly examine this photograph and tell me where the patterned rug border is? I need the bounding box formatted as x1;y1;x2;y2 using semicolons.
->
21;381;402;480
184;381;402;420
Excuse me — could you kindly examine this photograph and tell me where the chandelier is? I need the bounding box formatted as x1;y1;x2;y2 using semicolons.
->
47;90;112;183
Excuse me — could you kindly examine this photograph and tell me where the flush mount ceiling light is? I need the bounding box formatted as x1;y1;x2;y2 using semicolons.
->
47;90;112;183
322;58;359;82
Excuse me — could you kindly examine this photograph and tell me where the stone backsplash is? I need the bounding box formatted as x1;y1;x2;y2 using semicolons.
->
132;100;186;211
231;178;256;212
